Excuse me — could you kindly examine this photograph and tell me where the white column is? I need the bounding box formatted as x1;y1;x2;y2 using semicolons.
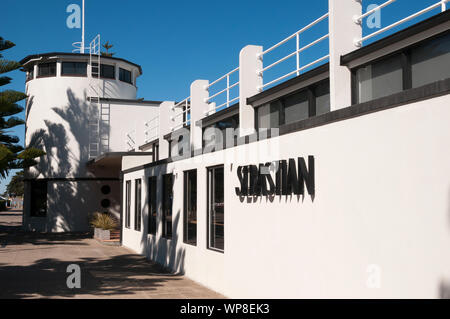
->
158;101;175;160
239;45;263;137
328;0;362;110
190;79;211;152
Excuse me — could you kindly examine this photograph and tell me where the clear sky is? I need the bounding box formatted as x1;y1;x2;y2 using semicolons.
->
0;0;443;193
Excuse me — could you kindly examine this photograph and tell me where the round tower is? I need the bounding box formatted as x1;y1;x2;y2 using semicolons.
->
21;52;143;232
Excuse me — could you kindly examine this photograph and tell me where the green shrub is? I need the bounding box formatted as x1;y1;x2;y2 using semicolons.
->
90;212;118;230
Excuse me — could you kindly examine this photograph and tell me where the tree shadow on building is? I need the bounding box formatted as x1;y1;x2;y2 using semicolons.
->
25;89;111;232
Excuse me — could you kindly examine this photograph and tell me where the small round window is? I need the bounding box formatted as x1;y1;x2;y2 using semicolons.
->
101;199;111;208
101;185;111;195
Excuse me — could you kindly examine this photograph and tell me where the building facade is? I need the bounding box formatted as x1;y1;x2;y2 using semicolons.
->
23;0;450;298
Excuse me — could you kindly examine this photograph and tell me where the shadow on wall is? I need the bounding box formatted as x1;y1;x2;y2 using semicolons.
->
131;164;187;275
26;89;110;232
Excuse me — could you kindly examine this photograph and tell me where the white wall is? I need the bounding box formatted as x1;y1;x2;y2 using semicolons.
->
109;103;160;152
122;93;450;298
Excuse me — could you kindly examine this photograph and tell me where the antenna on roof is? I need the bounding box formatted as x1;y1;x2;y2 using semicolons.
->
72;0;86;53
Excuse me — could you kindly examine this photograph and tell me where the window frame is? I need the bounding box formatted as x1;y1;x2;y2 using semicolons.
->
255;79;330;131
206;165;225;253
92;63;116;80
134;179;142;232
351;30;450;105
61;61;88;77
125;180;131;229
29;180;47;218
148;176;157;236
183;170;197;246
162;173;174;239
119;67;133;84
37;62;57;78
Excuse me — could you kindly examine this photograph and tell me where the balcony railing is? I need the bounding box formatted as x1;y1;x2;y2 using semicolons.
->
258;13;330;91
354;0;449;47
144;116;159;144
205;67;240;116
171;97;191;132
125;129;136;151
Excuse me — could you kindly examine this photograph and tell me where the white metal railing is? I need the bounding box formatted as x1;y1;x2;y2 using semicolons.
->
258;13;330;91
171;97;191;131
144;116;159;144
354;0;449;47
205;67;240;116
125;130;136;151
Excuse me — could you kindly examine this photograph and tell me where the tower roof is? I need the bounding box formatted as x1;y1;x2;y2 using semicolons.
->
20;52;143;75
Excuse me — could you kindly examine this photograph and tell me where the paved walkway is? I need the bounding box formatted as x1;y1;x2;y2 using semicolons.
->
0;209;224;299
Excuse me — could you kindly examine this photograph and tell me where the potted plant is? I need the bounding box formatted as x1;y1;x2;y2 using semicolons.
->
90;212;119;241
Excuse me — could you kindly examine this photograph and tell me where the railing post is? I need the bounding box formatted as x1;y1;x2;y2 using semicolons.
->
190;80;211;153
442;0;447;12
328;0;362;110
296;33;300;76
239;45;263;137
158;101;176;160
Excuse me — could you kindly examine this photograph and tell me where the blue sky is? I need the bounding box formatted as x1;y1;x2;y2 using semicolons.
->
0;0;443;193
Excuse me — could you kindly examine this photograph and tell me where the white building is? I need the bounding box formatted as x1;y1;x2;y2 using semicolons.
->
23;1;450;298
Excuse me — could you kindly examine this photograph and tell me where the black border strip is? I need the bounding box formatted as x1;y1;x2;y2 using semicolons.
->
196;103;239;128
341;10;450;65
247;63;329;105
23;177;120;182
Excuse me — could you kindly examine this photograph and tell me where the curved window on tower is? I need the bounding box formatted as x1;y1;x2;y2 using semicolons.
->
38;62;56;78
62;62;87;76
119;68;132;84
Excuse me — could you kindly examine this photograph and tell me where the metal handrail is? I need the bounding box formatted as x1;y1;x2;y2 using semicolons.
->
205;67;240;115
144;116;159;144
258;13;330;90
354;0;448;47
171;97;191;131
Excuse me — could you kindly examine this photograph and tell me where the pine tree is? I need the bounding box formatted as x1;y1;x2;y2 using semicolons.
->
101;41;115;57
6;170;24;196
0;36;45;178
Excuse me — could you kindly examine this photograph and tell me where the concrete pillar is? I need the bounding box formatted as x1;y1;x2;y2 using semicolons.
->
56;60;62;78
328;0;362;110
158;101;175;160
239;45;263;137
190;80;211;152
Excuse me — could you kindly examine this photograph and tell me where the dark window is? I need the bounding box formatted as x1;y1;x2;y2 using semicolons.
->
284;91;309;124
411;32;450;88
315;80;331;116
101;199;111;209
184;170;197;246
207;166;224;252
101;185;111;195
352;32;450;104
92;63;115;79
257;100;281;130
61;62;87;76
125;181;131;229
354;53;403;104
256;79;330;130
152;143;159;162
162;174;174;239
30;180;47;217
119;68;132;84
135;179;142;231
203;113;240;150
38;62;56;77
148;177;157;236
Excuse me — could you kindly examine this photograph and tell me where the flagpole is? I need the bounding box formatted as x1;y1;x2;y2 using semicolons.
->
81;0;85;53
